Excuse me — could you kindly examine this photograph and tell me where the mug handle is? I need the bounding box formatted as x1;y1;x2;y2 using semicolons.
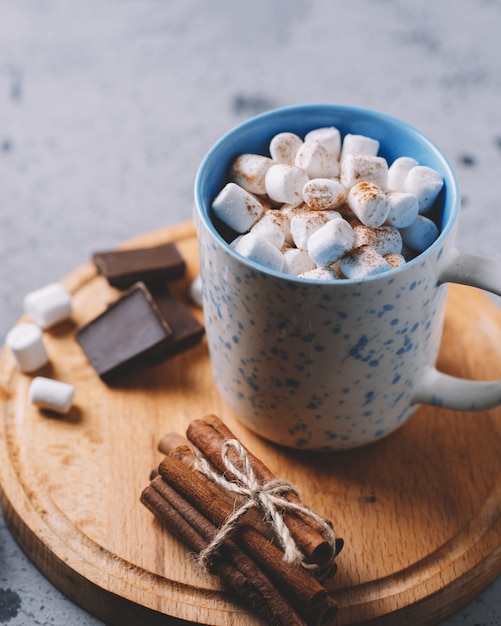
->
412;248;501;410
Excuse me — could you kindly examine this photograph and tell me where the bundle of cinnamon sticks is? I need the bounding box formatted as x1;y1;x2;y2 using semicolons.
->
140;415;343;626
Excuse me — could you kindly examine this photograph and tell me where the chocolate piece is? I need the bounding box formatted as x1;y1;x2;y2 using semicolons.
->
151;289;205;360
76;283;173;381
93;243;186;289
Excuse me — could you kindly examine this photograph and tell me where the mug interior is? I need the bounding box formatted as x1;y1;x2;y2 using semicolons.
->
195;104;460;280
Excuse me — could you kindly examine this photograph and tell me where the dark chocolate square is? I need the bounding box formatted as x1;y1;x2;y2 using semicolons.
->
76;283;173;381
93;243;186;289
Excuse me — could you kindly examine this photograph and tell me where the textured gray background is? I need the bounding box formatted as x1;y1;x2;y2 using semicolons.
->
1;1;501;624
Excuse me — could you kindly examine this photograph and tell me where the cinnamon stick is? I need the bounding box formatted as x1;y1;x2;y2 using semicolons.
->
157;444;338;625
185;415;337;565
159;444;276;542
141;479;307;626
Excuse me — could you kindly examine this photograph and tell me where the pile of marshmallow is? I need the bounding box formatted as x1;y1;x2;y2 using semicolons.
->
211;127;444;279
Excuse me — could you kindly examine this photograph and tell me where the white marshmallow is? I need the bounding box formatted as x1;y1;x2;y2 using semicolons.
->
264;163;309;205
289;211;339;249
294;141;339;179
353;225;402;256
269;132;303;164
189;274;204;308
212;182;265;233
307;218;355;267
234;232;284;272
347;182;391;228
282;247;316;276
340;245;391;280
23;282;72;329
302;178;347;211
304;127;341;160
229;153;274;195
28;376;75;414
400;215;440;252
298;267;342;281
387;156;419;191
6;323;49;373
404;165;444;213
340;153;389;190
384;253;406;268
250;210;288;249
385;191;420;228
341;133;380;160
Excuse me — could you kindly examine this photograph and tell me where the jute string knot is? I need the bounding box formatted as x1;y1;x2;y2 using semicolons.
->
193;439;336;570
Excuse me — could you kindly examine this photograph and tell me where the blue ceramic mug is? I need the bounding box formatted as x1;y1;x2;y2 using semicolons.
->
194;104;501;451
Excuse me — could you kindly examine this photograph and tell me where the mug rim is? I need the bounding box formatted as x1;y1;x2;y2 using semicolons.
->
194;103;460;284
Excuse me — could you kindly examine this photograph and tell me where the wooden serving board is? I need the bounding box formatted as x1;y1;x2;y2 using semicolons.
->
1;221;501;626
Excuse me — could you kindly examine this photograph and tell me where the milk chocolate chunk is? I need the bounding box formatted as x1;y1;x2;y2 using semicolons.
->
151;289;205;360
76;283;173;381
93;243;186;289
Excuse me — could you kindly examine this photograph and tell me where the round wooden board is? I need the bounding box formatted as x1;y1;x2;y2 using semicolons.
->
2;221;501;626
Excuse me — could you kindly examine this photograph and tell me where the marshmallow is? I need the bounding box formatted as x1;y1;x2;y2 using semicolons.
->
304;126;341;160
340;245;391;280
189;274;203;307
212;182;265;233
290;211;339;249
282;247;316;276
340;153;388;190
28;376;75;414
269;132;303;164
298;267;343;281
250;210;288;249
229;153;274;195
388;156;419;191
385;191;420;228
6;323;49;373
295;141;339;178
353;225;402;256
347;181;391;228
400;215;440;252
404;165;444;213
265;164;309;205
23;282;72;329
234;232;284;272
302;178;347;211
307;218;355;267
384;253;406;268
341;133;380;160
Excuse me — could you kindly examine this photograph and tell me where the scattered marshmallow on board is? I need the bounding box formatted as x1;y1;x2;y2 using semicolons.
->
29;376;75;414
6;323;49;373
23;282;72;329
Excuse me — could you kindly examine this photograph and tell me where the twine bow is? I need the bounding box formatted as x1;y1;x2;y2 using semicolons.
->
193;439;336;570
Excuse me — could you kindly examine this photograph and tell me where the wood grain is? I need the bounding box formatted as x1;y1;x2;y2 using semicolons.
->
1;221;501;625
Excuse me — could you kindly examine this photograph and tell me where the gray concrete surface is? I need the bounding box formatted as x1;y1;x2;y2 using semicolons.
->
1;1;501;624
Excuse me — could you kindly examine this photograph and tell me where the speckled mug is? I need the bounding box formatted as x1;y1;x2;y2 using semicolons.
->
194;104;501;451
